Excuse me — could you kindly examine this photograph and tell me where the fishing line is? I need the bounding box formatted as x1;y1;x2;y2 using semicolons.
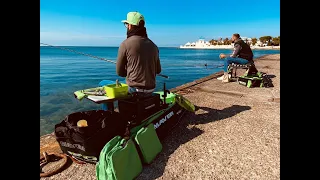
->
41;42;172;78
40;42;118;64
40;42;224;76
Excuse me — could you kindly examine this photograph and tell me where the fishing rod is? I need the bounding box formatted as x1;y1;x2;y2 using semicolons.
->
40;42;224;73
40;42;169;79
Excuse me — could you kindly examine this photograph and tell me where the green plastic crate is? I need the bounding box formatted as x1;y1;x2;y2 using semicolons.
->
104;83;128;98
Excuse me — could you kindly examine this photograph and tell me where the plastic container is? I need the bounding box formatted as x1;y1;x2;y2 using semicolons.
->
104;83;129;98
154;91;176;104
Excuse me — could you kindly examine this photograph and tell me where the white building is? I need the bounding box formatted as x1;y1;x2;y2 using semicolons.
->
254;40;268;47
180;37;233;49
242;37;252;44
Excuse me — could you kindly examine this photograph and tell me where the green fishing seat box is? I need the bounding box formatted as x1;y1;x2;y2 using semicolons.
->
96;136;143;180
238;75;264;88
134;123;163;164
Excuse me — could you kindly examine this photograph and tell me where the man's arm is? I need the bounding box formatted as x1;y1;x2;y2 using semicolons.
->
116;42;127;77
156;48;161;74
230;43;241;58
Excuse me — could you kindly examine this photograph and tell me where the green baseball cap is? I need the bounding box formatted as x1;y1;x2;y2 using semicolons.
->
121;12;145;26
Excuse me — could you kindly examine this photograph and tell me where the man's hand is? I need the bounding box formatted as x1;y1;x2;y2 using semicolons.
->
219;53;227;59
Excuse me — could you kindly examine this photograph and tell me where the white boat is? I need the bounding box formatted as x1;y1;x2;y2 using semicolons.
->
179;37;233;49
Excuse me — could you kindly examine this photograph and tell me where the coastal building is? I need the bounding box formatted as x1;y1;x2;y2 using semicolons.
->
179;37;277;49
255;40;268;47
242;37;252;44
180;37;232;49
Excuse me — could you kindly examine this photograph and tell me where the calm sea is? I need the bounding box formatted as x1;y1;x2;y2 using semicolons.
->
40;46;279;136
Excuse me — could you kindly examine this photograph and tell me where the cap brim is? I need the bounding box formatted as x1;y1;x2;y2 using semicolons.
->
121;20;128;23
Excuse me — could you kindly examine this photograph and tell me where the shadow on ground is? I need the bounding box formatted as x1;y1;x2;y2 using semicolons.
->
136;105;251;180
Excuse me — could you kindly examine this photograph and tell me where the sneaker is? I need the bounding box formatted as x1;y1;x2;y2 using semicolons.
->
217;75;224;80
222;73;230;83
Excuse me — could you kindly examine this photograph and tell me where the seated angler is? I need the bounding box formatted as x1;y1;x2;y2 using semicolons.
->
218;33;256;82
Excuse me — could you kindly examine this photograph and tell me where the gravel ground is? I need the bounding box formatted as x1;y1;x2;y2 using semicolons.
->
40;54;280;180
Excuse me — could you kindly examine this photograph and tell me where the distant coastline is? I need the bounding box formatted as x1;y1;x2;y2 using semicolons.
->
179;45;280;50
180;36;280;50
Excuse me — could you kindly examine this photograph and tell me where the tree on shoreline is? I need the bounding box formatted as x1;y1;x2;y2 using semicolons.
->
223;38;231;45
259;36;273;44
251;38;257;45
272;37;280;46
209;39;218;45
207;35;279;46
259;37;266;44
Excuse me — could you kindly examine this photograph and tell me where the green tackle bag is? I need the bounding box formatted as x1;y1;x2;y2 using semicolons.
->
238;75;264;88
134;123;162;164
96;136;143;180
238;72;270;88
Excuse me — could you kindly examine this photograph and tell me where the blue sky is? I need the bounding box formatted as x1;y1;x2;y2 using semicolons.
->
40;0;280;47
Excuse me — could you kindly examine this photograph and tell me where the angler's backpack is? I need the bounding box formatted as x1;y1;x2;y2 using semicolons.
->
54;110;128;163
